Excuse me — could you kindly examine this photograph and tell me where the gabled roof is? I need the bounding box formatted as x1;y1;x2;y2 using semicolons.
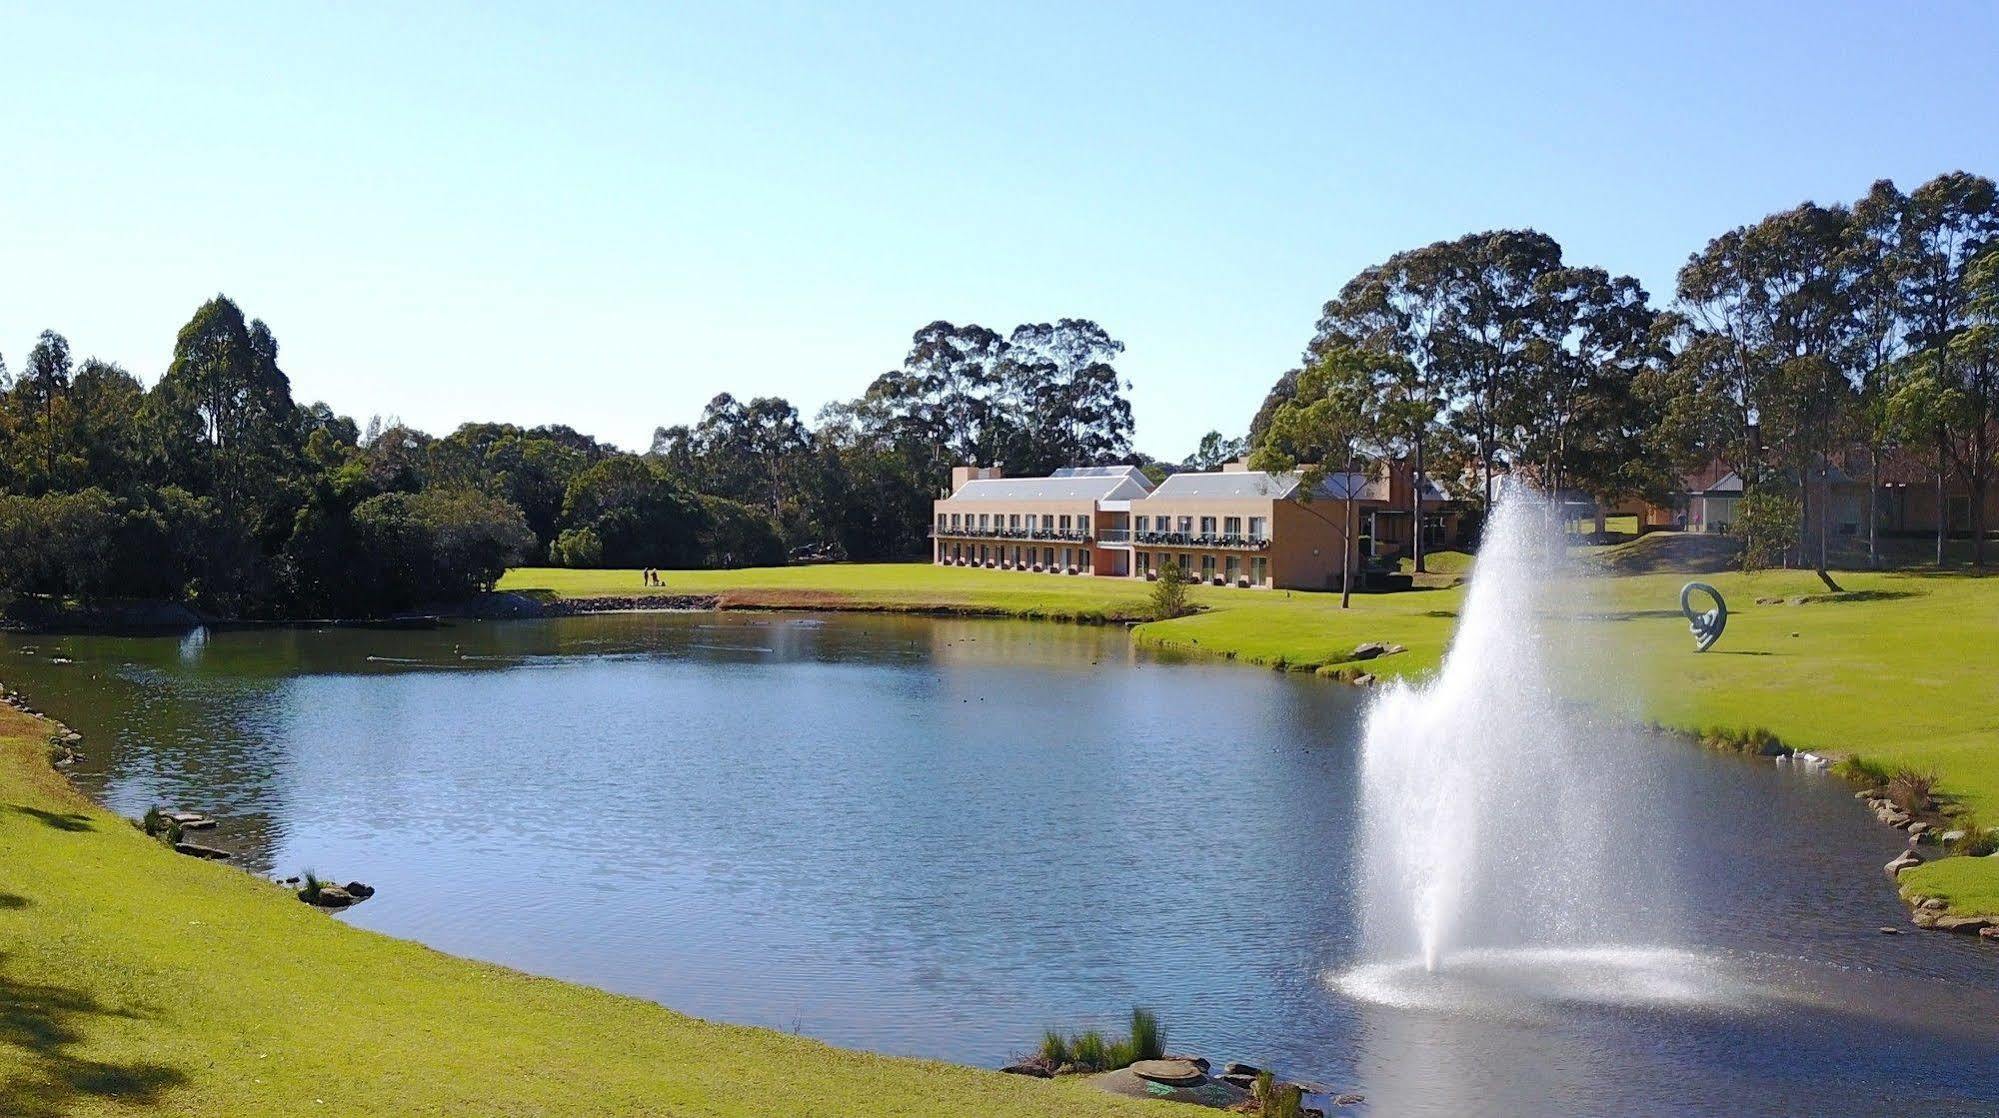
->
1050;465;1154;492
943;472;1153;502
1149;470;1300;500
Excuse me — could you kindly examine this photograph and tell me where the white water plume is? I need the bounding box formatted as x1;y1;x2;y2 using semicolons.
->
1348;484;1680;984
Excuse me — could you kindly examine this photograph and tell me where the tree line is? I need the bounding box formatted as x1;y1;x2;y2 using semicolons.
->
1250;170;1999;582
0;305;1140;618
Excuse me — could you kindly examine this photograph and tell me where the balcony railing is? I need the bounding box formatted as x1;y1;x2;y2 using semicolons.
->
1095;528;1131;544
929;526;1092;542
1134;531;1270;550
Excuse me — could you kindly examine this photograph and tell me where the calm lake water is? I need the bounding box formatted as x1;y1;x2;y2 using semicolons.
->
5;612;1998;1116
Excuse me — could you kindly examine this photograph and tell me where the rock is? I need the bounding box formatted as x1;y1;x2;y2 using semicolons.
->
1335;1094;1366;1106
173;841;231;860
1878;926;1903;935
1934;914;1994;935
999;1061;1051;1078
1885;851;1922;877
1219;1073;1258;1092
1912;908;1940;928
1921;897;1948;911
1053;1063;1077;1077
1161;1055;1210;1072
1878;809;1912;828
1128;1059;1206;1087
1941;830;1968;845
1223;1062;1263;1078
343;881;376;899
1907;821;1932;837
1353;674;1376;688
305;885;355;908
1982;926;1999;941
1854;788;1884;800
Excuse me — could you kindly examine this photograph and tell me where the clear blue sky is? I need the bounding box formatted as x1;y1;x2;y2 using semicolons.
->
3;3;1995;459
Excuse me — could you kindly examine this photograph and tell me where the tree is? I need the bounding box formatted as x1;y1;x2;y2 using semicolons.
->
1182;431;1246;471
1953;243;1999;569
1147;558;1191;619
18;330;74;492
1845;180;1913;568
1251;345;1389;607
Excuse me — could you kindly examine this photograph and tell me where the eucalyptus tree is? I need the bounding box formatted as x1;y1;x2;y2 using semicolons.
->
1516;266;1665;525
1843;180;1913;566
1899;172;1999;568
1183;431;1247;471
1252;344;1393;608
1950;244;1999;569
18;330;74;492
1296;243;1457;571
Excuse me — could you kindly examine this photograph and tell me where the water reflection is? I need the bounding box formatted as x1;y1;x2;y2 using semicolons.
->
1;614;1996;1114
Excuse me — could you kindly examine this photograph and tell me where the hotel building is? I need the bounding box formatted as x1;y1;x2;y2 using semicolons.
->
931;461;1464;590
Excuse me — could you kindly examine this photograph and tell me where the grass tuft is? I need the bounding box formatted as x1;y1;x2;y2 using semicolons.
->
1887;767;1940;814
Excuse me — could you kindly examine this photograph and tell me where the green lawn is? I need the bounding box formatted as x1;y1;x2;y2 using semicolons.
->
0;703;1158;1117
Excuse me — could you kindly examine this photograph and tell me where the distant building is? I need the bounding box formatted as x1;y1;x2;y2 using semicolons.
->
930;460;1467;590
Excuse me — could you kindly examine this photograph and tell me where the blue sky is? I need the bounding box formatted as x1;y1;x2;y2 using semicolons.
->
2;3;1995;458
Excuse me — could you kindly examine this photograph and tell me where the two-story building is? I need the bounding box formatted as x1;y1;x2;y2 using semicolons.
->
931;460;1465;590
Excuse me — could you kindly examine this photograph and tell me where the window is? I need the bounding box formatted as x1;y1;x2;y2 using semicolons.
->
1044;547;1055;567
1248;516;1266;540
1136;515;1149;532
1224;516;1242;537
1080;549;1091;571
1009;514;1020;530
1178;516;1193;534
936;513;946;531
1059;514;1071;533
1136;551;1149;574
1013;546;1023;565
952;543;961;560
1201;554;1217;581
1199;516;1217;537
1225;556;1241;583
1042;514;1055;531
950;513;960;528
1251;557;1268;585
979;545;988;562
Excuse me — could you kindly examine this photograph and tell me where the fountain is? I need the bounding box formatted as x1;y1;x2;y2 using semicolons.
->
1338;485;1699;1011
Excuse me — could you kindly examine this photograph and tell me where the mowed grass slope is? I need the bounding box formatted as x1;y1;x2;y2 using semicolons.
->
0;703;1159;1117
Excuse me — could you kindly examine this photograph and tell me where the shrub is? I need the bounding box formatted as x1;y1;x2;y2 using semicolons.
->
1036;1030;1070;1068
1148;561;1191;620
1952;822;1999;857
1254;1071;1304;1118
1126;1007;1163;1063
299;870;324;904
1887;767;1940;814
1070;1030;1110;1072
1732;492;1802;572
1832;755;1891;788
140;806;164;836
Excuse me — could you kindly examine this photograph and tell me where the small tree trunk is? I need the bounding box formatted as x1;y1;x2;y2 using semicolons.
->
1867;447;1880;569
1341;491;1354;610
1412;438;1426;574
1815;464;1841;592
1936;445;1948;568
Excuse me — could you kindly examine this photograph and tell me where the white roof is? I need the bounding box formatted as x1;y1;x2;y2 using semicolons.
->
944;472;1153;502
1050;465;1154;491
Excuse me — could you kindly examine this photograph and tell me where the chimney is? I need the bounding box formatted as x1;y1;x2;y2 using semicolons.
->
950;464;1004;493
1221;459;1251;473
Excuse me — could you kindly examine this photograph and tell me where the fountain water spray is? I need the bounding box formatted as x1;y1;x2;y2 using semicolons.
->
1350;484;1674;981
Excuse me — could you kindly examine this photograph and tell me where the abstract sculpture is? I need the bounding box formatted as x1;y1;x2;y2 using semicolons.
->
1680;581;1727;652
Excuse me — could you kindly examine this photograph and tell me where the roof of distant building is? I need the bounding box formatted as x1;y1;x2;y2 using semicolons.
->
1049;464;1154;491
942;471;1153;502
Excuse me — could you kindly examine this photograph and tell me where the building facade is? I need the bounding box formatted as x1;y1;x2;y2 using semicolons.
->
931;461;1466;590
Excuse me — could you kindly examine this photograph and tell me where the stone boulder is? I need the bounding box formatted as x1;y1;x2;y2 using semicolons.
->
1128;1059;1206;1087
172;841;231;860
1000;1061;1052;1079
1885;851;1922;877
1933;914;1994;935
344;881;377;899
1223;1062;1262;1078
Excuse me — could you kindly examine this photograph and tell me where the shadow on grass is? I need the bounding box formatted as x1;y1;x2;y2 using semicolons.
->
1575;608;1686;622
1813;589;1921;604
0;953;187;1117
0;893;27;910
7;807;92;833
1710;649;1776;657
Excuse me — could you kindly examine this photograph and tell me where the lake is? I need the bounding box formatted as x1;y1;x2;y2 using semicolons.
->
5;612;1998;1116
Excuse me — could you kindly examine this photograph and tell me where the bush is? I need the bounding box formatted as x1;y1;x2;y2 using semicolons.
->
1887;767;1939;814
1148;561;1192;620
299;870;324;904
1732;492;1802;572
1126;1007;1163;1063
1951;820;1999;857
1070;1030;1110;1072
1036;1030;1070;1068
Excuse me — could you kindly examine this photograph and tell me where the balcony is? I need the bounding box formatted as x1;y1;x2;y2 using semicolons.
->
1133;531;1270;551
1094;528;1131;545
929;526;1092;543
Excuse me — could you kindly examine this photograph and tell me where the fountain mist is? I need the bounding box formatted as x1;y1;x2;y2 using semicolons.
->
1349;485;1678;982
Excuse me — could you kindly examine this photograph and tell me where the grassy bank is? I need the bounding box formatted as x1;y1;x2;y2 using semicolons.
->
505;556;1999;913
0;701;1157;1116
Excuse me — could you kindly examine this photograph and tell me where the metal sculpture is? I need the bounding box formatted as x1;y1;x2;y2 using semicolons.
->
1680;581;1727;652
